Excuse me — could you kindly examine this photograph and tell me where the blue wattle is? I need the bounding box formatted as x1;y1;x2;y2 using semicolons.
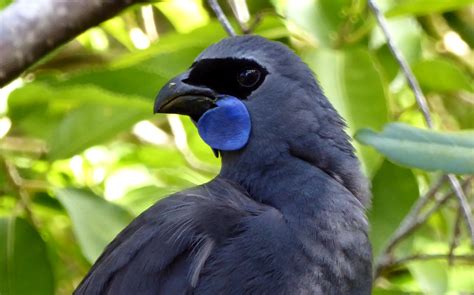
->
197;96;251;151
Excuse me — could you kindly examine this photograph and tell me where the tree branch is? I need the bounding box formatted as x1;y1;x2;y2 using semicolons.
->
0;0;147;87
368;0;474;245
207;0;236;37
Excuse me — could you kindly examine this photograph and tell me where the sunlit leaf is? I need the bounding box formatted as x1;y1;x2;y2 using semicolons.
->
56;189;133;263
0;0;12;9
101;17;135;51
156;0;209;33
356;123;474;174
372;289;406;295
10;83;151;160
286;0;352;47
408;261;448;295
0;217;55;295
387;0;473;17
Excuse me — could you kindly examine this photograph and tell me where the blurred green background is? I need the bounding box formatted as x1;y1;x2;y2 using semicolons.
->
0;0;473;294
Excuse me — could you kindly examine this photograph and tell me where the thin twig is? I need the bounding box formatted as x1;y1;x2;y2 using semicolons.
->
367;0;432;128
368;0;474;245
0;136;47;156
448;205;463;265
448;174;474;242
375;177;473;278
383;176;447;254
207;0;236;37
2;160;35;224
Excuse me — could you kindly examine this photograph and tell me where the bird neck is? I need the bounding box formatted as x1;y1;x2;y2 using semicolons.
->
219;91;369;212
219;143;364;220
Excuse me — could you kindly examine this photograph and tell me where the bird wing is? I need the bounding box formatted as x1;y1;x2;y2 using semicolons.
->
74;179;268;295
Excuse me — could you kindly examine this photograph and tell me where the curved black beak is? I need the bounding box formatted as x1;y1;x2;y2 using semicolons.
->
154;71;217;121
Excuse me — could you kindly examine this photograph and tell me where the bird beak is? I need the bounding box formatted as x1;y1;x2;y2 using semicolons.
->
154;71;217;121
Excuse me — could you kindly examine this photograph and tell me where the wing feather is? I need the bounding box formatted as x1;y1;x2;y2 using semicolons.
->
74;179;265;295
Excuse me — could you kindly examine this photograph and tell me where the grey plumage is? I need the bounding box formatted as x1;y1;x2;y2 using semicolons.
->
75;35;372;295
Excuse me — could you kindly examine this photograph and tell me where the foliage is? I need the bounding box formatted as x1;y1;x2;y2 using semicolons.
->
0;0;473;294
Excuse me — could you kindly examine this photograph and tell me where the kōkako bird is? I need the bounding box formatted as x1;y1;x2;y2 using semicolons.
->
75;35;372;295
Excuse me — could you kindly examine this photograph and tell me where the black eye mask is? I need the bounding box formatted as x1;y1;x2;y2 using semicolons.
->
186;58;268;99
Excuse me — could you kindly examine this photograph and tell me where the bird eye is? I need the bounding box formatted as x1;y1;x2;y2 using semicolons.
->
237;69;261;88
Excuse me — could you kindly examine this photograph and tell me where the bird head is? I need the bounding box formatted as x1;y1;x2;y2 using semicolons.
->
155;35;369;204
154;36;320;152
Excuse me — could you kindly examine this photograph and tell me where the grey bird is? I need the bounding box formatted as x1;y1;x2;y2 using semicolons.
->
74;35;372;295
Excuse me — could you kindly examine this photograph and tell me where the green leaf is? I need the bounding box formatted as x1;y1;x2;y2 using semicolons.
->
47;89;151;160
356;122;474;174
0;0;12;9
42;47;202;100
387;0;474;17
370;17;422;64
303;48;389;176
101;17;135;51
8;83;151;148
0;217;55;295
413;59;474;92
369;160;419;257
286;0;352;47
372;289;407;295
56;189;133;263
448;264;474;293
252;15;289;40
408;261;448;295
156;0;210;33
443;94;474;129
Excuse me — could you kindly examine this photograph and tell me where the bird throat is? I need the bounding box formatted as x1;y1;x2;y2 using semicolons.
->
197;96;251;153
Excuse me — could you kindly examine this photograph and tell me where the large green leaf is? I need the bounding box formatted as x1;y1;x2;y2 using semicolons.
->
0;217;55;295
387;0;474;17
369;160;419;257
8;83;151;146
304;48;389;176
42;47;203;100
413;59;474;92
9;83;151;159
48;92;150;160
35;22;229;101
56;189;133;263
356;122;474;174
